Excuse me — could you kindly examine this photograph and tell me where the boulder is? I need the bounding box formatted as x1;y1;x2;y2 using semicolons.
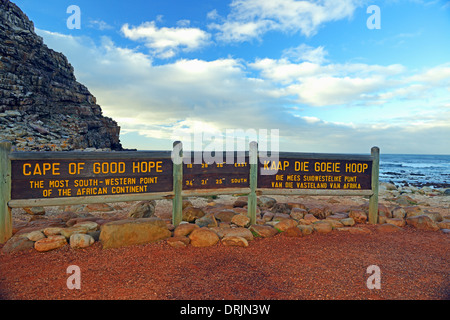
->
385;218;406;227
303;214;319;223
25;230;45;241
297;224;314;236
43;227;64;236
73;221;99;232
23;206;45;215
258;196;276;208
404;206;423;218
274;219;298;232
290;208;307;221
100;218;171;249
127;200;156;218
325;219;344;229
189;228;219;247
195;213;218;228
214;210;237;223
60;226;89;239
231;214;250;228
262;211;274;222
282;226;303;237
34;235;67;252
220;227;254;241
167;236;190;248
182;207;205;222
249;225;278;238
378;204;392;218
406;215;439;231
70;234;95;249
312;221;333;234
222;236;248;247
173;223;199;237
391;207;406;219
1;235;35;254
422;212;443;222
271;203;291;215
348;209;367;224
308;207;331;220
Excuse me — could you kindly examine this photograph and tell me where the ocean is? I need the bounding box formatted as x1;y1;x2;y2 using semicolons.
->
379;154;450;189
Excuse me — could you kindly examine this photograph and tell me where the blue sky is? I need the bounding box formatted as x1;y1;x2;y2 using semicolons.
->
13;0;450;154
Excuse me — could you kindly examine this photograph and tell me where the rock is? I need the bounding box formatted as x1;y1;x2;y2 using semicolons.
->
441;229;450;234
167;236;190;248
391;207;406;219
325;219;344;229
297;224;314;236
85;203;114;212
340;217;355;227
127;200;156;218
385;218;406;227
70;234;95;249
258;196;276;208
312;221;333;234
222;236;248;247
290;208;307;221
43;227;64;236
231;214;250;227
189;228;219;247
380;182;397;191
303;214;319;223
378;204;392;218
182;207;205;222
88;230;101;241
282;226;303;237
406;215;439;231
182;200;193;210
348;209;367;224
0;0;122;151
2;235;34;253
404;206;423;218
287;202;307;210
23;206;45;215
220;227;254;241
422;212;443;222
437;220;450;229
195;213;218;228
174;223;199;237
233;199;247;208
274;219;298;232
273;213;290;221
327;213;347;220
34;235;67;252
214;210;237;223
99;218;171;249
25;230;45;241
60;226;89;239
377;224;404;233
73;221;99;231
271;203;291;215
249;225;278;238
395;195;417;206
444;189;450;195
308;207;331;220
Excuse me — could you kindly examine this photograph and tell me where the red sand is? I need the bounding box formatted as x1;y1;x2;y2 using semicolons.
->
0;225;448;300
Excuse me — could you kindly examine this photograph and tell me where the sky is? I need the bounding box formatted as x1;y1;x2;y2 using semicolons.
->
12;0;450;154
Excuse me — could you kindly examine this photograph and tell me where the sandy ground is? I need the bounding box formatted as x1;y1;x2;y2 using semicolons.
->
0;191;449;302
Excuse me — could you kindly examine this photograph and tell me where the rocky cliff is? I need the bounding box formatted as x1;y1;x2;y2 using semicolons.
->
0;0;122;151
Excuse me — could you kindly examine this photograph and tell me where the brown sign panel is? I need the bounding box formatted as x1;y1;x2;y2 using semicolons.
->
258;158;372;190
183;155;250;190
11;158;173;200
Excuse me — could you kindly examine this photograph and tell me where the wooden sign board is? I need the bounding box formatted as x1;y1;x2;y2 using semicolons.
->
258;157;372;190
10;158;173;200
182;154;250;190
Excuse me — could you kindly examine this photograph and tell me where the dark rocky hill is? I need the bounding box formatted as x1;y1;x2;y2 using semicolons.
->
0;0;122;151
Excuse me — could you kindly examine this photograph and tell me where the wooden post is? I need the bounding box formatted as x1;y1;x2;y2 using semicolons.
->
248;141;258;225
368;146;380;224
172;141;183;227
0;141;12;243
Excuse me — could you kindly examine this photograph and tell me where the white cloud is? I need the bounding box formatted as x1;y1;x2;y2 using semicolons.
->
35;29;450;154
210;0;362;42
121;21;211;58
